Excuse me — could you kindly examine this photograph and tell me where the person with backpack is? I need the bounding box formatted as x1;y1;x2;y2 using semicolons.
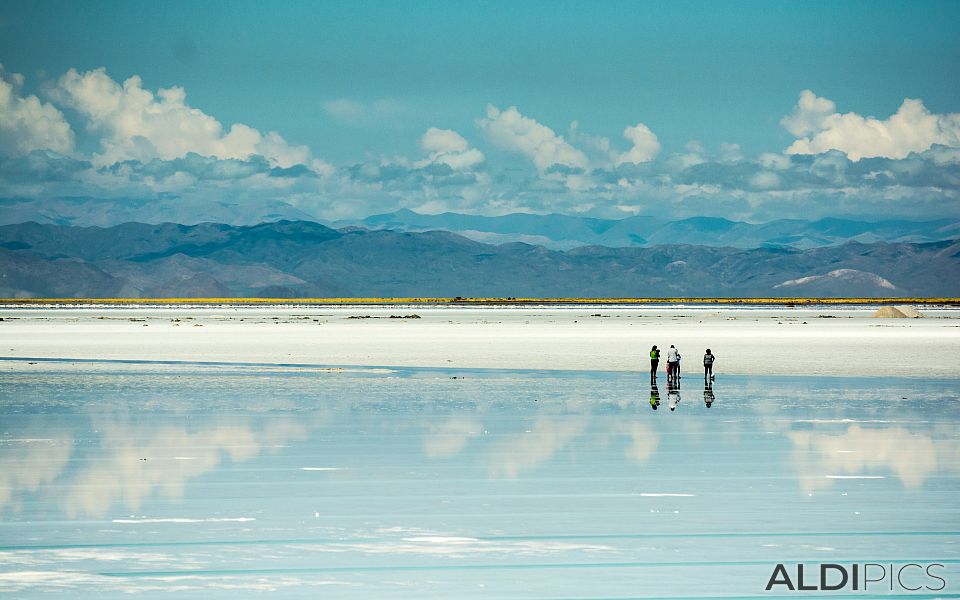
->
703;348;715;382
649;345;660;382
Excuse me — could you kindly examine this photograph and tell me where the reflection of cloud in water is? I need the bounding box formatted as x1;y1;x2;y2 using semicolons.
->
618;422;660;463
789;425;960;492
62;419;310;518
0;438;73;515
421;417;482;458
487;416;588;478
302;531;614;558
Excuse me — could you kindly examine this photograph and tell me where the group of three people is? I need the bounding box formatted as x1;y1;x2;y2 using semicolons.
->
649;345;716;384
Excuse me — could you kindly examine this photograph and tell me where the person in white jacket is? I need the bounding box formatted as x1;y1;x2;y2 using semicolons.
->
666;345;680;382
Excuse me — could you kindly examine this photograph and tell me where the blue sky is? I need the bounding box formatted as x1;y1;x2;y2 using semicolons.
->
1;0;959;221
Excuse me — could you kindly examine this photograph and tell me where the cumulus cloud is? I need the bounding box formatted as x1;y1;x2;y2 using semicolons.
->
781;90;837;137
0;66;75;156
783;89;960;161
421;127;468;154
478;105;588;172
615;122;661;165
417;127;485;171
51;67;331;172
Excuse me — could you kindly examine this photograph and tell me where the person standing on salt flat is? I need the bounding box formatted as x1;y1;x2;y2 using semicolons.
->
666;345;680;384
703;348;716;383
649;345;660;383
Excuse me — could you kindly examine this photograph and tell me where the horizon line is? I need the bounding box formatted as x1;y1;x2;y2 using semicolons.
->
2;297;957;306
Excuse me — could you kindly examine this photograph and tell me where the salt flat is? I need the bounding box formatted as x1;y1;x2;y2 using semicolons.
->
1;305;958;377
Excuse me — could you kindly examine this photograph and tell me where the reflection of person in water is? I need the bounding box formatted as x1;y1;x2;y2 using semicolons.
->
703;382;715;408
667;379;681;411
649;382;661;410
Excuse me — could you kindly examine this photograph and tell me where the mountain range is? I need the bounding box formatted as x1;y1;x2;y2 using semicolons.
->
2;220;958;298
337;209;960;250
4;198;957;251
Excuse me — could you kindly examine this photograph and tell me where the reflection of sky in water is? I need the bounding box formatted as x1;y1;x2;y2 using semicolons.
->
1;366;959;597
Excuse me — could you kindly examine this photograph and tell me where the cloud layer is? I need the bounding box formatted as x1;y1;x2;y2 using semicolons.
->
1;66;959;222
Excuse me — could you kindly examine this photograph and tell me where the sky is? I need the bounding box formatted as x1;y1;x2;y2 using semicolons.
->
1;0;959;222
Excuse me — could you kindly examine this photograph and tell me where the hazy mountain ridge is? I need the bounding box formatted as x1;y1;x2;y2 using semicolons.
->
1;221;958;298
0;197;316;228
337;209;959;250
4;198;957;251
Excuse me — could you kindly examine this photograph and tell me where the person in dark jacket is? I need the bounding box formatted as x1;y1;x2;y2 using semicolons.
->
703;349;715;382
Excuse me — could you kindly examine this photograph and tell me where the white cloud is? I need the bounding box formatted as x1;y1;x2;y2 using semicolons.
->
0;66;75;156
749;171;781;189
52;67;331;172
417;127;484;171
757;152;792;170
322;98;406;124
781;89;837;137
615;122;660;165
421;127;468;154
718;142;742;163
322;98;363;121
783;89;960;161
478;105;588;172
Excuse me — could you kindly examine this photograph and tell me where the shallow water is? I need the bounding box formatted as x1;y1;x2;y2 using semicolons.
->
1;364;959;597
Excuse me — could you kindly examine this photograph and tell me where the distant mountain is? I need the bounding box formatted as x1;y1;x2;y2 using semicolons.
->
0;197;317;228
335;209;960;250
2;220;958;298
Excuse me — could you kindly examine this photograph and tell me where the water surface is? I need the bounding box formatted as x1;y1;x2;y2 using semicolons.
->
2;364;959;597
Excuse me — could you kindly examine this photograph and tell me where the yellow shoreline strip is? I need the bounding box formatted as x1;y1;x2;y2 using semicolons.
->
1;297;958;306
